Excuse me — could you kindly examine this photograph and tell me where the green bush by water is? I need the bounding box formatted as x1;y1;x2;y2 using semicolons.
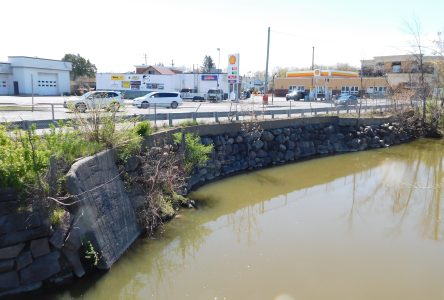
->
173;132;213;174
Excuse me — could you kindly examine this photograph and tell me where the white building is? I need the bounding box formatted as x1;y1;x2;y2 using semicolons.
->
96;71;229;96
0;56;72;96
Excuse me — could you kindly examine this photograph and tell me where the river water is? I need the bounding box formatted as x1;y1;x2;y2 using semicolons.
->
47;139;443;300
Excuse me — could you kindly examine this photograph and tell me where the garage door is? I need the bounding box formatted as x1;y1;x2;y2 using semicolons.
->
37;73;58;95
0;74;8;95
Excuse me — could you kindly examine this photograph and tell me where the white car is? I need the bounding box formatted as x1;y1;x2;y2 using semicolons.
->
133;92;183;109
64;91;123;113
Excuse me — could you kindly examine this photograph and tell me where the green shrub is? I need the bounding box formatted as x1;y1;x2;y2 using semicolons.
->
173;132;213;173
178;120;199;127
50;207;66;226
134;121;153;137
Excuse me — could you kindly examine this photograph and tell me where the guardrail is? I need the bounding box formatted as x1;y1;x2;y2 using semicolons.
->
0;102;404;130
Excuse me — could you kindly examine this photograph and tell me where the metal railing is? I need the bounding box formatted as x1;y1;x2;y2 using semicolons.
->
0;101;405;130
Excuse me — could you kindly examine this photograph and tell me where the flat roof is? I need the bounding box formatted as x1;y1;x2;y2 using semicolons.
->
8;56;65;62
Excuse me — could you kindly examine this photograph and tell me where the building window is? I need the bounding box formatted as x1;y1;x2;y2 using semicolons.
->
392;62;401;73
289;85;304;92
341;86;359;94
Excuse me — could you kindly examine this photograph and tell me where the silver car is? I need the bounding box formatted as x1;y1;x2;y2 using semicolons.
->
133;92;183;109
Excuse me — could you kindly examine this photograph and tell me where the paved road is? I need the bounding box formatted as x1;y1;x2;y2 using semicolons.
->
0;95;391;123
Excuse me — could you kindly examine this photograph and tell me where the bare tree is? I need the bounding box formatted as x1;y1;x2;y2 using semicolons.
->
405;18;428;121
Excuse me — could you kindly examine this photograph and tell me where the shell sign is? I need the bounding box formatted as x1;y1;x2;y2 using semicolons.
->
227;53;240;84
229;55;237;65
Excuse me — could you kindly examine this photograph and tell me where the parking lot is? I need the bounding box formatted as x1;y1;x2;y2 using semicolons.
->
0;95;391;124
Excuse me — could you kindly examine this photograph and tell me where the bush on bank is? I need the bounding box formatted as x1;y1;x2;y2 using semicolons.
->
0;119;149;192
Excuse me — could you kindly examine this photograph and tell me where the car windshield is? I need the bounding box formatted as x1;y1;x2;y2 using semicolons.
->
208;90;221;94
338;95;350;100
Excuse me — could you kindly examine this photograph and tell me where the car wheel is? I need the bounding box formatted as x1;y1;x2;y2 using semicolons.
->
170;101;178;109
75;102;86;113
141;101;149;109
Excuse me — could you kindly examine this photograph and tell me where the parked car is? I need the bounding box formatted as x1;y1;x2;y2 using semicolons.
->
207;89;224;102
64;91;123;113
335;94;358;106
286;90;305;101
241;90;251;99
133;92;183;109
180;88;206;101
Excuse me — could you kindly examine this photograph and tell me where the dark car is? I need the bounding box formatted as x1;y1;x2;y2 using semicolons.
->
336;94;358;106
286;90;305;101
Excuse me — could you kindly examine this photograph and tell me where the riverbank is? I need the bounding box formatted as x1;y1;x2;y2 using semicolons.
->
0;115;423;298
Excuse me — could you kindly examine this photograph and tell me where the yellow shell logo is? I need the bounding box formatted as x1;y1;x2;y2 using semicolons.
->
314;69;321;76
229;55;237;65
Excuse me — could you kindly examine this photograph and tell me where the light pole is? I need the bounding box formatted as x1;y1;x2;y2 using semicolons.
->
217;48;221;90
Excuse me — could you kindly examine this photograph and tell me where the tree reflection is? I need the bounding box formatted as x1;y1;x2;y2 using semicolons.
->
346;139;443;241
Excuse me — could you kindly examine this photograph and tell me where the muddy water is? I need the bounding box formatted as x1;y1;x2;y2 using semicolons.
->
48;139;444;300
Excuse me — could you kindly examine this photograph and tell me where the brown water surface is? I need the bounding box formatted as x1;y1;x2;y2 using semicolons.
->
47;139;444;300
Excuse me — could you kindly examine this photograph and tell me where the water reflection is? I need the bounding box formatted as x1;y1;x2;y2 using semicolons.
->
45;139;444;300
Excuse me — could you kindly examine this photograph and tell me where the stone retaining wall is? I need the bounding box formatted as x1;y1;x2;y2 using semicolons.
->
0;189;81;298
187;117;413;188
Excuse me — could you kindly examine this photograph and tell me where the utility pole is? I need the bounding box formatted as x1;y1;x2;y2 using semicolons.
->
144;53;148;65
171;59;174;67
311;46;315;70
264;27;270;94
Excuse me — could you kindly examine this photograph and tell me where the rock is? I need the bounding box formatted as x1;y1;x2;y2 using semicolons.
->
317;145;329;154
0;243;25;260
0;226;50;248
0;202;18;217
235;135;243;143
261;131;274;142
0;259;14;272
0;271;19;290
275;134;287;144
62;248;85;278
272;129;282;135
0;212;41;235
125;156;141;172
198;168;208;176
279;144;287;152
0;188;17;203
227;138;234;145
16;251;32;270
201;137;213;146
287;141;296;150
30;238;50;258
284;151;295;161
257;150;268;158
289;133;299;141
50;228;68;249
283;128;291;136
0;282;42;298
249;151;257;160
224;144;233;155
48;272;73;286
63;228;82;252
323;125;335;134
20;251;61;285
252;140;264;150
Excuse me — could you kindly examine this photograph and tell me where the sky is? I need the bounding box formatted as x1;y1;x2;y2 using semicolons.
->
1;0;443;75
